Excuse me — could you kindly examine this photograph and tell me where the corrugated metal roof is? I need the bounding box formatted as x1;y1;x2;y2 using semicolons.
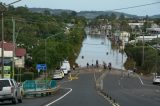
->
0;41;26;57
0;42;15;51
15;48;26;57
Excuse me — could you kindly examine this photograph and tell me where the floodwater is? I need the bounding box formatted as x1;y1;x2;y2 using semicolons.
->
76;32;127;69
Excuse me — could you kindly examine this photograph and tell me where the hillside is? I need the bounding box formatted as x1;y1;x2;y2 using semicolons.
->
77;11;138;19
29;8;75;15
29;8;160;19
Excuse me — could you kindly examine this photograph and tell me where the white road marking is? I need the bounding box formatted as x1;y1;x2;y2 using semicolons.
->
94;72;97;82
137;75;144;85
45;88;72;106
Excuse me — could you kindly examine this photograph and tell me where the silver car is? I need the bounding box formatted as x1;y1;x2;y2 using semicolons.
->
0;79;23;104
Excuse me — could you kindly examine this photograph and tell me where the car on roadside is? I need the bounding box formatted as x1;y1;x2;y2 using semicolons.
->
60;67;68;75
53;70;64;79
0;79;23;104
153;75;160;84
60;60;71;74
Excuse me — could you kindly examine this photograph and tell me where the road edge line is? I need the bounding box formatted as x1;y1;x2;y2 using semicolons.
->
45;88;72;106
137;74;144;85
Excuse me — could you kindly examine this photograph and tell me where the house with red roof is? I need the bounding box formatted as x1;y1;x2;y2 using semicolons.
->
0;41;26;68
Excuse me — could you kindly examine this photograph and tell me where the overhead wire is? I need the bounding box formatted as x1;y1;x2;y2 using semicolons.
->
112;1;160;11
1;1;159;23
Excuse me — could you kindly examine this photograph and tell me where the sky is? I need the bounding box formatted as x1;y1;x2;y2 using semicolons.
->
1;0;160;16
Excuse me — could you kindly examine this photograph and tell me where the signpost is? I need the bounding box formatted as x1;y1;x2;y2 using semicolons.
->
36;64;47;71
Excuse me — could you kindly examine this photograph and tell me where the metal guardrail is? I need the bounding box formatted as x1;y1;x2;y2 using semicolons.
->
22;80;58;96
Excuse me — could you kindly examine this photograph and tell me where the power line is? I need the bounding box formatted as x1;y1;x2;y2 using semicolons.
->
5;0;22;6
113;2;160;11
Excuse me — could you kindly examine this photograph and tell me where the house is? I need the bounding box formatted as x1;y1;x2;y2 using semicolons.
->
15;48;26;68
0;41;26;76
119;31;130;44
128;23;144;30
136;28;160;42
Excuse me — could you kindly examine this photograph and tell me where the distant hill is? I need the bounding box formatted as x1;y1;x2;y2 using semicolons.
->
29;8;160;19
150;14;160;19
29;8;74;15
77;11;137;19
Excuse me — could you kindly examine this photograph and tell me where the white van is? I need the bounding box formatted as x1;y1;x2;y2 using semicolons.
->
153;75;160;84
60;60;71;74
60;67;68;75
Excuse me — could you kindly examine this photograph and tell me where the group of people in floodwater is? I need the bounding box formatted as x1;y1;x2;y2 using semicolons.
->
86;60;112;70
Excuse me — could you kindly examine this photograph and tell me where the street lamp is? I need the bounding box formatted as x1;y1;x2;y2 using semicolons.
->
155;32;159;76
44;32;64;79
12;17;24;79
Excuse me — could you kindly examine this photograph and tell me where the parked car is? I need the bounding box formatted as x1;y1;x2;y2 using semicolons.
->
0;79;23;104
53;70;64;79
153;75;160;84
60;67;68;75
60;60;71;74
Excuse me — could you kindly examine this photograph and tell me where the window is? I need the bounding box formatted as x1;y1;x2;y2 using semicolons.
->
0;80;10;87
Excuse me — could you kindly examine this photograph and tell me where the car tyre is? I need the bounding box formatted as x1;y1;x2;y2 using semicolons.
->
153;82;156;85
12;97;17;104
18;94;22;103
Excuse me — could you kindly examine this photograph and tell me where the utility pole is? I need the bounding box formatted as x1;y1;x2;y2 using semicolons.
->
1;12;4;78
156;32;158;75
12;17;16;79
45;39;47;81
0;0;23;78
142;30;145;66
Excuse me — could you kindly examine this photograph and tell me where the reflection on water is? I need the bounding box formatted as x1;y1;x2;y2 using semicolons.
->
76;34;127;69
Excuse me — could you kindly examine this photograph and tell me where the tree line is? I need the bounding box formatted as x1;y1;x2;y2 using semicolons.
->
0;4;86;79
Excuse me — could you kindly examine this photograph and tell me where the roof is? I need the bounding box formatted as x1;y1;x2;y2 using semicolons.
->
15;48;26;57
0;42;15;51
0;41;26;57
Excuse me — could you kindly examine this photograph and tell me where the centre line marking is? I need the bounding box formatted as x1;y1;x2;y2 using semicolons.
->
45;88;72;106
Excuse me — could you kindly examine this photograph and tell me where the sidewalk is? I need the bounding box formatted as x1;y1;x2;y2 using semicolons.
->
36;73;47;80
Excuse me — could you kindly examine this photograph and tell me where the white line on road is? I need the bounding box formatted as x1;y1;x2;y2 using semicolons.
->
94;72;97;82
137;75;144;85
45;88;72;106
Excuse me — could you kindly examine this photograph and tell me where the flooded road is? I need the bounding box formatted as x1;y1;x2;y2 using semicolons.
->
76;34;127;69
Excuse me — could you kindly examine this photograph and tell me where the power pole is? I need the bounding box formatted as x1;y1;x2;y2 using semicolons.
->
1;12;4;78
142;30;145;66
12;17;16;79
156;32;158;75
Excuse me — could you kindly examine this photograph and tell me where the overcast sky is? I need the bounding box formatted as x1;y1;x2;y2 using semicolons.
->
1;0;160;16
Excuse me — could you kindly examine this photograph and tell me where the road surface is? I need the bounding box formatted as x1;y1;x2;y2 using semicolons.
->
103;70;160;106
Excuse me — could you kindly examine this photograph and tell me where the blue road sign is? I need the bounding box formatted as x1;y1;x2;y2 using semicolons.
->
36;64;47;71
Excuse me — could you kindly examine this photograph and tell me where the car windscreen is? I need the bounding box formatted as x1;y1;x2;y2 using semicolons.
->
54;72;61;74
156;76;160;78
0;80;10;87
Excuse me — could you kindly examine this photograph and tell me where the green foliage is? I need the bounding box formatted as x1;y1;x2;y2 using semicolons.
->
110;13;117;20
125;44;160;74
1;6;86;73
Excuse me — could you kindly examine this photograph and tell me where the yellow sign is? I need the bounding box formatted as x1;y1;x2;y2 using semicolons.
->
4;66;11;70
4;74;11;78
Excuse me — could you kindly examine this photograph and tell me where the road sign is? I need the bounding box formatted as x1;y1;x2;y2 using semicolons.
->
36;64;47;71
4;74;11;78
